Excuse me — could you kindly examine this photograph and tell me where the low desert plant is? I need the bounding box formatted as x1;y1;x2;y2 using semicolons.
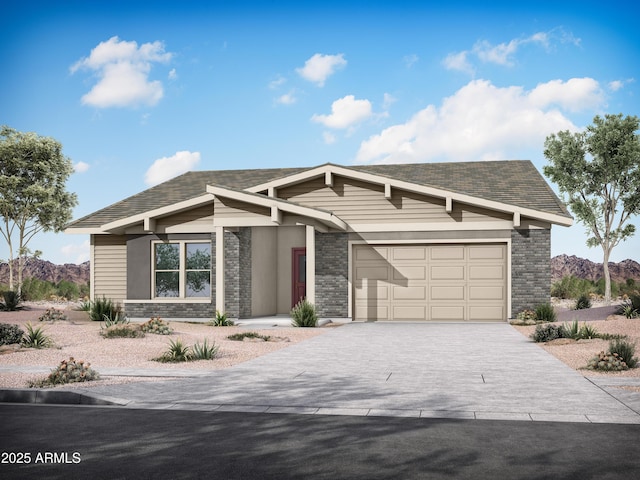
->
89;296;122;322
154;338;191;363
38;308;68;322
21;323;53;349
573;294;592;310
0;291;22;311
101;312;129;328
616;297;640;318
28;357;100;387
532;323;564;343
0;323;25;345
290;299;318;327
210;310;234;326
608;339;638;368
516;309;537;324
141;317;173;335
191;339;219;360
100;325;144;339
534;303;557;323
586;351;631;371
227;331;271;342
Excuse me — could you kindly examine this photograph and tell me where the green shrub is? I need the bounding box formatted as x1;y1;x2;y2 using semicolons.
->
29;357;100;387
594;278;619;298
573;294;592;310
38;308;68;322
55;280;79;300
534;303;556;323
89;296;122;322
532;323;564;343
290;299;318;327
0;323;24;345
516;309;537;324
101;312;129;328
141;317;173;335
227;331;271;342
608;339;638;368
191;339;219;360
560;320;599;340
100;325;144;339
154;338;191;363
0;291;22;311
20;278;56;301
210;310;234;326
586;351;630;371
21;323;53;349
550;275;593;299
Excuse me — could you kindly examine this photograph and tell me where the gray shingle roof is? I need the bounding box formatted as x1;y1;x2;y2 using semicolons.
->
67;160;570;229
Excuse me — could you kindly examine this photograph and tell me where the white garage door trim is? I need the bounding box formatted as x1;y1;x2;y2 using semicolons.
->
348;239;512;322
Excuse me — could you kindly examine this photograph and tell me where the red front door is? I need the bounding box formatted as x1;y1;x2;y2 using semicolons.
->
292;247;306;307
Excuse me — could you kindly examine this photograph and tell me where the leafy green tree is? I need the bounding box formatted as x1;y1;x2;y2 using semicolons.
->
0;126;78;294
543;114;640;303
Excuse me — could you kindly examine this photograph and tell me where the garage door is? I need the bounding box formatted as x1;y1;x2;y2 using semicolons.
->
353;244;507;322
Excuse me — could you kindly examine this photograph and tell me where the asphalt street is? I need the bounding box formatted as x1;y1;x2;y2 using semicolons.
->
1;404;639;480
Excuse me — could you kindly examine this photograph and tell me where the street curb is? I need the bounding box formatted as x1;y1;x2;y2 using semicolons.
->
0;388;129;406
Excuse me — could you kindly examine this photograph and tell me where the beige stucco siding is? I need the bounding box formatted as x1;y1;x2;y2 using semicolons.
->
91;234;127;304
251;226;278;316
278;176;511;224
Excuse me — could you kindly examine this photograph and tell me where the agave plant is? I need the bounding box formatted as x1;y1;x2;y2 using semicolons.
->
191;339;219;360
21;323;53;349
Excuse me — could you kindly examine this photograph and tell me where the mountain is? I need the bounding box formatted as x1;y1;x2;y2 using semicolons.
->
551;254;640;283
0;258;90;285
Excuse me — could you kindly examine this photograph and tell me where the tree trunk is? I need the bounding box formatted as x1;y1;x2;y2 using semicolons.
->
602;248;611;306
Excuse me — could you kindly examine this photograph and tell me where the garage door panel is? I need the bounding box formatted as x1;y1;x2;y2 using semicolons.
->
431;265;465;280
356;303;389;320
393;305;427;320
431;305;465;321
469;265;504;280
431;285;465;300
469;305;505;321
356;247;389;261
393;286;427;300
469;285;504;300
356;266;389;281
468;245;505;259
392;247;426;260
393;265;427;281
430;246;465;260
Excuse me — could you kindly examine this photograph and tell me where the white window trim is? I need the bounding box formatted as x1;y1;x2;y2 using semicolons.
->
151;240;212;300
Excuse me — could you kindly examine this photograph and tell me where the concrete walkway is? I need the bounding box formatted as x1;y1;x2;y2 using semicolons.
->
39;322;638;424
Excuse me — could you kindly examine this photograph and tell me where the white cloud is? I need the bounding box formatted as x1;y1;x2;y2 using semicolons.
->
144;151;201;186
71;36;172;108
403;54;419;68
168;68;177;81
383;93;396;110
276;90;297;105
356;78;604;164
444;30;572;74
529;78;604;112
311;95;373;129
269;76;286;89
608;78;635;91
322;132;337;144
73;161;90;173
296;53;346;87
61;240;90;264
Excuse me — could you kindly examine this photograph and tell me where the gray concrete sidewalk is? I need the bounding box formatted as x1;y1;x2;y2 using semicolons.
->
56;322;640;424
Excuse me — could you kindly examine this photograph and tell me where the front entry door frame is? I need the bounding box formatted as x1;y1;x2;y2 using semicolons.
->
292;247;307;307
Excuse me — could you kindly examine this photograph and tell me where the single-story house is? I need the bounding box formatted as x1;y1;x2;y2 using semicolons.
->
66;161;572;322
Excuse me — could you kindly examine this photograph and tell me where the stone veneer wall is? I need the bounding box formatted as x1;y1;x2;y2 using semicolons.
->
314;232;349;318
224;228;252;318
511;228;551;316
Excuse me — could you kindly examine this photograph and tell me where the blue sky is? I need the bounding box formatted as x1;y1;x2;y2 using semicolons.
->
1;0;639;265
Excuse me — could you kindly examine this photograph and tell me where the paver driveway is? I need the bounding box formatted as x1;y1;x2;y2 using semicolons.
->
82;323;640;423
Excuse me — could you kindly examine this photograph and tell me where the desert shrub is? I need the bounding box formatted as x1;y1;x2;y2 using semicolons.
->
559;320;599;340
550;275;593;299
532;323;564;343
55;280;79;300
21;323;53;349
210;310;234;326
587;351;631;371
608;339;638;368
0;291;22;311
29;357;99;387
20;278;55;301
191;339;219;360
573;294;592;310
154;338;191;363
141;317;173;335
38;308;68;322
100;325;144;339
290;299;318;327
101;312;129;328
0;323;25;345
516;309;537;323
89;296;122;322
594;278;619;298
534;303;556;323
227;331;271;341
616;295;640;318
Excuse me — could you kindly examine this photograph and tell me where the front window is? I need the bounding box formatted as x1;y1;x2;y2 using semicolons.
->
153;241;211;298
